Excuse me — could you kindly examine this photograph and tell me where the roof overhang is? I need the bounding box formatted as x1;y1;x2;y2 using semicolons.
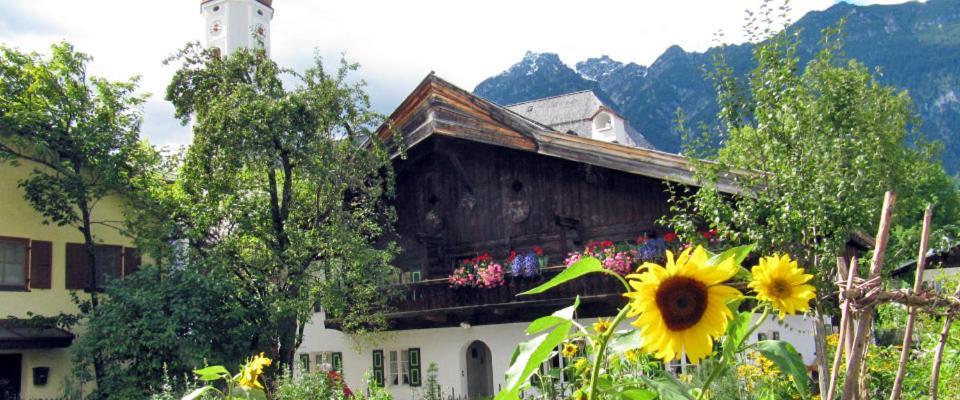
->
0;319;75;350
376;73;745;195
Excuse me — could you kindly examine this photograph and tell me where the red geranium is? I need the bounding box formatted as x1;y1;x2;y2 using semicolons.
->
534;246;544;256
664;232;677;243
636;236;648;245
508;250;517;262
601;240;614;248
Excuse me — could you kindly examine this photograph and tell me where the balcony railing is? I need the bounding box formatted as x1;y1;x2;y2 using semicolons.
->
387;266;627;317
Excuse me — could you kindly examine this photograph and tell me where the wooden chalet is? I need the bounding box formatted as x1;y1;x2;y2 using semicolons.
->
353;73;744;330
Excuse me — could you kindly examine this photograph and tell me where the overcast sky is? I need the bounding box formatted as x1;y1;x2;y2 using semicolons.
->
0;0;913;148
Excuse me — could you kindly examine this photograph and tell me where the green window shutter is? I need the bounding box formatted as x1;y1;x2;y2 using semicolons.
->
332;352;343;372
408;348;421;387
372;350;384;387
299;354;310;373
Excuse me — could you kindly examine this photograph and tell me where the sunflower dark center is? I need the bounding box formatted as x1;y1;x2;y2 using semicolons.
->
655;276;709;331
769;279;791;298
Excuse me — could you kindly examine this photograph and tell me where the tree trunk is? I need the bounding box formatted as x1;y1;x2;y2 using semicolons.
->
78;199;106;392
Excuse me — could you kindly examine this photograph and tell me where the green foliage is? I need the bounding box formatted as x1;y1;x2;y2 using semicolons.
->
0;40;157;393
669;13;960;291
274;370;349;400
163;42;398;375
422;363;440;400
73;265;255;399
499;246;809;400
0;41;148;228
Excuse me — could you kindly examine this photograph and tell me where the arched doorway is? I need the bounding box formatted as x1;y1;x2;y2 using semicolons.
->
465;340;494;399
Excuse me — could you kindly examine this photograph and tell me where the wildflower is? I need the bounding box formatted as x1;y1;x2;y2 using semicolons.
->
237;352;272;390
748;254;816;319
592;318;612;335
624;349;640;362
574;357;588;370
624;246;741;364
664;232;677;243
561;342;578;359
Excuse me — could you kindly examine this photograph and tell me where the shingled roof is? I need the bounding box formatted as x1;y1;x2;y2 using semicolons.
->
376;73;743;194
506;91;654;149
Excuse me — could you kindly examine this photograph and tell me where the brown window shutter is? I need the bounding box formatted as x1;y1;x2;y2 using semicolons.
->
123;247;141;276
65;243;89;290
97;245;123;287
29;241;53;289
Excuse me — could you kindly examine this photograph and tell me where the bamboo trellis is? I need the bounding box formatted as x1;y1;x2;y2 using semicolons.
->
825;193;960;400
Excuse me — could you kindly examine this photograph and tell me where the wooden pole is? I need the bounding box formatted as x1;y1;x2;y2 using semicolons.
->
929;282;960;400
827;256;857;400
889;205;933;400
841;191;896;400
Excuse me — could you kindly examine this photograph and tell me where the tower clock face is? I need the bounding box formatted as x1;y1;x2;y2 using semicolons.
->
209;21;222;35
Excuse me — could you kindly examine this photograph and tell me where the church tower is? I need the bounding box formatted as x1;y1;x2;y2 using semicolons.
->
200;0;274;57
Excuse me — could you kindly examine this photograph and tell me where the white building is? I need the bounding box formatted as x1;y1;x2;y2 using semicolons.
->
201;0;273;57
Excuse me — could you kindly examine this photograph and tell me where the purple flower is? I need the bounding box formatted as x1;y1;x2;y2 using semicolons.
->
511;255;524;276
522;252;539;277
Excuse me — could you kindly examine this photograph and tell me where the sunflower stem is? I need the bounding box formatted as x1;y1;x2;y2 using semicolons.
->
696;307;770;400
696;359;726;400
741;307;771;351
601;269;631;292
587;304;631;400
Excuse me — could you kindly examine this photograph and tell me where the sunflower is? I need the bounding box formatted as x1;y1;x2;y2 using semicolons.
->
237;352;272;390
561;342;579;359
592;317;612;335
624;245;741;364
748;254;816;319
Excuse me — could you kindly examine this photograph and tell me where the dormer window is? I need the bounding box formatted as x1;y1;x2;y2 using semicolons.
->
594;112;613;131
591;112;616;142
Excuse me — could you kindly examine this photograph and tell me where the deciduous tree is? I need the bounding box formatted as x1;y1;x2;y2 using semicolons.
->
0;41;152;391
164;43;398;382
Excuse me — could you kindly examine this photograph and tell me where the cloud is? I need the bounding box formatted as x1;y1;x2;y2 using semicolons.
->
8;0;900;148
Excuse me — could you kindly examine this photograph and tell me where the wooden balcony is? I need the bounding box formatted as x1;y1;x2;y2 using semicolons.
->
382;266;629;330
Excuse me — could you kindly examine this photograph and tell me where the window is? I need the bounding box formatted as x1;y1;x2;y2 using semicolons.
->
0;238;28;288
757;332;768;341
387;350;410;386
303;351;342;373
65;244;139;290
379;349;418;387
772;331;780;340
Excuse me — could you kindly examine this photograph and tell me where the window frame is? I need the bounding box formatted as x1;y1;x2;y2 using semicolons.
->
0;236;30;291
385;349;413;387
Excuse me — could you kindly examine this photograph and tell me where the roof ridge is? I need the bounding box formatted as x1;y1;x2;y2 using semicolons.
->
504;90;597;107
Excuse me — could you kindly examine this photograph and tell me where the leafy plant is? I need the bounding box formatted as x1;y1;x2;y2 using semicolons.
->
497;245;813;400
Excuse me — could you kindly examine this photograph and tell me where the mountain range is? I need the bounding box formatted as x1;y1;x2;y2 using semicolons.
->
474;0;960;174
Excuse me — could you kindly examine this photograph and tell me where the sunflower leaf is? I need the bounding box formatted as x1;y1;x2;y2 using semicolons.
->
640;373;694;400
498;321;572;399
526;297;580;334
608;329;644;354
520;257;603;295
756;340;811;398
614;388;657;400
707;244;755;267
192;365;230;381
181;386;217;400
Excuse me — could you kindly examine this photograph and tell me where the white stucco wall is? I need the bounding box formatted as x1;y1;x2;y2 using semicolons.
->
300;312;822;400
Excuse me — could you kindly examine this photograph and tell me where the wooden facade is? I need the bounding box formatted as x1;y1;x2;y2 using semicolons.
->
371;74;739;330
